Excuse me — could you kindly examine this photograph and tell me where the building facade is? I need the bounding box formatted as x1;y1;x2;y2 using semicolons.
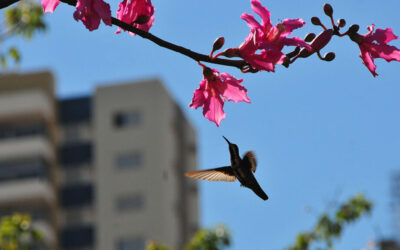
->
0;71;198;250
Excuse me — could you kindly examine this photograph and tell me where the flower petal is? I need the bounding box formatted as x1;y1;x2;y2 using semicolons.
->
368;43;400;62
359;46;378;77
41;0;60;13
241;13;262;31
371;28;399;45
203;94;226;127
93;0;112;26
189;80;207;109
281;18;305;36
250;0;271;28
283;37;312;50
218;73;250;104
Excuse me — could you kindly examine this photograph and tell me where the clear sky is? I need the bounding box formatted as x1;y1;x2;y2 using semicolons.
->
3;0;400;249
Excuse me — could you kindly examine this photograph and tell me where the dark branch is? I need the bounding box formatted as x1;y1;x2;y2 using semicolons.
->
0;0;20;9
111;18;247;69
1;0;247;70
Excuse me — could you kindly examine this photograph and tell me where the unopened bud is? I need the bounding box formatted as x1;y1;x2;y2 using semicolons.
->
323;52;335;61
311;17;322;26
323;4;333;17
347;24;360;34
304;33;316;42
212;37;225;52
337;18;346;28
134;15;150;25
310;29;333;52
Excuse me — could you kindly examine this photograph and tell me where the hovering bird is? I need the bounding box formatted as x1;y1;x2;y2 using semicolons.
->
185;136;268;201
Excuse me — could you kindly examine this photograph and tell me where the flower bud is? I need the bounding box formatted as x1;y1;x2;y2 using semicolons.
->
347;24;360;35
337;19;346;28
134;15;151;25
323;4;333;17
323;52;335;61
310;29;333;52
304;33;316;42
311;17;322;26
212;37;225;52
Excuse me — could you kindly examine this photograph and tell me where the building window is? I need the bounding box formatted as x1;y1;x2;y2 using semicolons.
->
0;157;49;182
58;97;91;125
61;224;94;248
115;152;143;169
116;194;144;211
117;237;145;250
60;183;93;208
59;142;92;166
114;111;142;128
0;123;47;141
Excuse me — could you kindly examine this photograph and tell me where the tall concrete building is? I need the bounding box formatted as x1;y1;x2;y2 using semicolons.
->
0;71;198;250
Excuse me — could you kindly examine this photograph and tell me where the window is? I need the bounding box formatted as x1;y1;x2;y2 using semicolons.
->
0;157;49;182
60;183;93;208
58;97;91;125
116;194;144;211
114;111;142;128
0;123;47;141
115;152;143;169
59;142;92;166
61;224;94;248
117;237;145;250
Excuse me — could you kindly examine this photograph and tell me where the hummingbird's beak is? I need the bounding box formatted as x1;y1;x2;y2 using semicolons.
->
222;136;231;145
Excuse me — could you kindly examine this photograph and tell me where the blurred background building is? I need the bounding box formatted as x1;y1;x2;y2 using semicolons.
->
0;71;198;250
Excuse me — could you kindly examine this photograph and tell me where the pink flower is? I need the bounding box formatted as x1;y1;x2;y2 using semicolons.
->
240;0;311;71
73;0;112;31
239;32;284;72
116;0;155;34
41;0;61;13
357;24;400;77
190;67;250;126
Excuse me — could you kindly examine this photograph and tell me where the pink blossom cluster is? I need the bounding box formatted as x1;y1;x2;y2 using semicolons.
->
190;0;312;126
41;0;400;127
41;0;154;32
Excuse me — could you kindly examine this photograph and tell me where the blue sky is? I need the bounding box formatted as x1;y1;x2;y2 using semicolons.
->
3;0;400;249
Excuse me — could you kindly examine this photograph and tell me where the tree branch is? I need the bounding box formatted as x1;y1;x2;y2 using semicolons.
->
111;18;247;69
0;0;20;9
1;0;248;70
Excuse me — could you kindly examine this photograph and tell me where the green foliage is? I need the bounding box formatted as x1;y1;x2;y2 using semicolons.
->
287;194;373;250
147;225;230;250
0;213;45;250
4;1;46;39
1;0;47;69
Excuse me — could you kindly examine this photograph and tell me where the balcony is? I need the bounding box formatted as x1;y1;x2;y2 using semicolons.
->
0;179;55;205
0;90;54;120
0;136;53;161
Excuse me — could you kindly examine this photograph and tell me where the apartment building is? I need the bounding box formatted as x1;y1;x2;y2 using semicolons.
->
0;71;199;250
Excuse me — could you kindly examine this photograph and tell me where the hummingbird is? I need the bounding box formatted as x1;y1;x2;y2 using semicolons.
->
185;136;268;201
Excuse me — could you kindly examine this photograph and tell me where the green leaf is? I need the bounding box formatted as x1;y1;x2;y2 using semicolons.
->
8;47;20;63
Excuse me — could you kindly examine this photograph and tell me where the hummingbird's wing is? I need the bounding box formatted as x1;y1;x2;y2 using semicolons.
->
185;167;236;182
243;151;257;173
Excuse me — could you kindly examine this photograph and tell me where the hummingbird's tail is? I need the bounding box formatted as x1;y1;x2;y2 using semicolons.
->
251;185;269;201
